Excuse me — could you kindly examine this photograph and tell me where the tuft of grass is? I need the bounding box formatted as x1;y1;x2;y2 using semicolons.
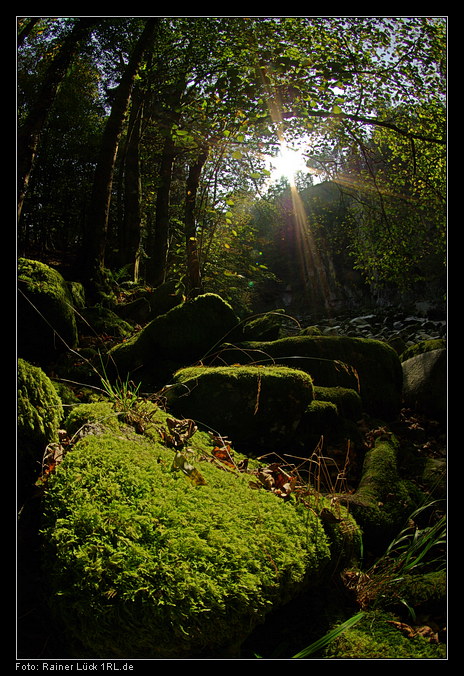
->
292;611;366;658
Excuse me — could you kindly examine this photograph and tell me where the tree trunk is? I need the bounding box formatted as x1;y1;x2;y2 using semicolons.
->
185;147;209;297
81;18;160;285
121;85;144;281
17;18;41;47
17;18;97;220
148;134;177;286
147;78;187;287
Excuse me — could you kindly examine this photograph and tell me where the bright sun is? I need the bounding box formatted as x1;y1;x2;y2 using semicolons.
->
270;144;309;185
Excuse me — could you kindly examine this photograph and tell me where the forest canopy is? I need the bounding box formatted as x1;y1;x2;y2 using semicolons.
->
17;16;446;311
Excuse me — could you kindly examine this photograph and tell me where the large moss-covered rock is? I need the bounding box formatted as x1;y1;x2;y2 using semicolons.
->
18;258;78;363
41;410;339;659
17;358;64;496
214;335;402;420
166;365;314;452
343;434;422;552
108;293;239;386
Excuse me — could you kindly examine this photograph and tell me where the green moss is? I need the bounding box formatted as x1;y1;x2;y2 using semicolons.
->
400;338;446;362
109;293;239;385
79;305;133;338
17;359;64;493
215;335;402;419
376;570;447;615
239;310;286;341
347;435;422;550
64;402;121;437
314;386;363;421
324;610;446;659
41;428;332;658
18;258;78;362
167;365;314;452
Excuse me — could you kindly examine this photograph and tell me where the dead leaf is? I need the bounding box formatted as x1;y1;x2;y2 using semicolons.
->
171;450;206;485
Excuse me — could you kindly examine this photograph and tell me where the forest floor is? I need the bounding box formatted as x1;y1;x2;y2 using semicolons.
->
17;401;447;660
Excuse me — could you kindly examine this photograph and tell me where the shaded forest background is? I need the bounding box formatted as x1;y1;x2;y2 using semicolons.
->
17;17;446;317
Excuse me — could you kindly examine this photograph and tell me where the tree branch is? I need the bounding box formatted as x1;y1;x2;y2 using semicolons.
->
303;109;446;146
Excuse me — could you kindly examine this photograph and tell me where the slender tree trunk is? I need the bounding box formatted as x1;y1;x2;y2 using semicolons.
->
81;18;160;285
121;85;144;281
148;78;187;286
148;133;177;286
17;18;97;221
184;146;209;297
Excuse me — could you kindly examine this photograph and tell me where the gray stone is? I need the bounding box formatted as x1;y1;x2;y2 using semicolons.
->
402;348;447;422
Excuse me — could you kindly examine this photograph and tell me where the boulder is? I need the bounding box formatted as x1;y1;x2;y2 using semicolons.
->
343;434;423;552
17;358;64;497
212;335;402;420
108;293;239;387
402;348;447;423
116;279;183;325
40;402;361;658
17;258;79;363
166;365;314;453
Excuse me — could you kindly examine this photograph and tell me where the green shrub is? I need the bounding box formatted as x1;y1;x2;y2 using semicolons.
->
41;426;333;658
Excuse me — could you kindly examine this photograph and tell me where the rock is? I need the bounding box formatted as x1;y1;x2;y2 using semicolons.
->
108;293;240;386
314;386;363;421
17;258;79;364
344;434;423;552
214;335;402;420
239;310;286;342
79;306;133;338
40;402;360;658
166;365;314;452
116;280;183;324
17;359;64;497
402;348;447;423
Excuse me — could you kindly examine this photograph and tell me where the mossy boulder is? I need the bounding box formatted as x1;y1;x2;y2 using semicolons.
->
344;434;423;552
324;610;446;659
374;569;447;617
214;335;402;420
40;408;338;659
116;279;183;324
297;387;363;450
18;258;78;363
238;310;286;342
400;338;446;362
166;365;314;453
17;358;64;496
108;293;239;386
314;386;363;422
78;305;133;338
